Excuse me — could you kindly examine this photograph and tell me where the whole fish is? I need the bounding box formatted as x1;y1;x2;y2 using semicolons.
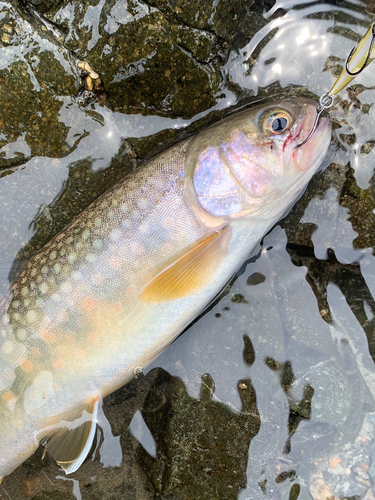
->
0;98;331;480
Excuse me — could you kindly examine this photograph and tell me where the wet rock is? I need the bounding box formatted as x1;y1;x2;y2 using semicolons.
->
8;0;270;125
21;0;228;118
27;0;65;14
140;368;260;500
242;334;256;366
0;2;79;171
309;476;339;500
247;272;266;286
341;168;375;250
27;493;75;500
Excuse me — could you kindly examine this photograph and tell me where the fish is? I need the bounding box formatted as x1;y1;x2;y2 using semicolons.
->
0;98;331;481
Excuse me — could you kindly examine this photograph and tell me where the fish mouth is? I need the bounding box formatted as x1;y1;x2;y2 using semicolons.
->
236;115;332;220
292;106;332;168
298;115;331;171
284;115;332;196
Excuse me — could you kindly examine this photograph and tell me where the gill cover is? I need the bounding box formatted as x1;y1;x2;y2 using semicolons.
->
187;102;298;218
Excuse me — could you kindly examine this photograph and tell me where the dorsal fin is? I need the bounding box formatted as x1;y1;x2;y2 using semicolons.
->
140;226;230;303
37;397;99;474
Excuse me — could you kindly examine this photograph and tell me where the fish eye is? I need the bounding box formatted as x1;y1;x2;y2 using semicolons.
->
261;110;292;135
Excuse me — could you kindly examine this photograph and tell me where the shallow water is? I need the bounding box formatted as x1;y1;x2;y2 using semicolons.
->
0;0;374;499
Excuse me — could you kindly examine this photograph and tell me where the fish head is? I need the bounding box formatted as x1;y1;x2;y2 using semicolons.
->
188;98;331;221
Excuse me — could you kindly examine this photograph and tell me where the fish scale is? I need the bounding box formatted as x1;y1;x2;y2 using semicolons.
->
1;137;204;388
0;98;331;480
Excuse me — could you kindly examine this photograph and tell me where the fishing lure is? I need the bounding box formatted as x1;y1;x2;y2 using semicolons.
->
297;21;375;148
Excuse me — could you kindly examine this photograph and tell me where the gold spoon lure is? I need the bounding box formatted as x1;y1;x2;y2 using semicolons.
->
297;21;375;148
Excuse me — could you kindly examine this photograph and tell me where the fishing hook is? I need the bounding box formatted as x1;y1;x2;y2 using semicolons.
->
296;92;334;148
346;22;375;76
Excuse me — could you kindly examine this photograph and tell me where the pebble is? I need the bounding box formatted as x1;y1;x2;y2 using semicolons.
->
309;477;339;500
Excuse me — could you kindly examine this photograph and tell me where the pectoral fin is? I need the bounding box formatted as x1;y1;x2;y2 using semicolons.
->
37;397;99;474
140;226;230;303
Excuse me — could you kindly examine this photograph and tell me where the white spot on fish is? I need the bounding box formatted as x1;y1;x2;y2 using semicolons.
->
137;198;148;210
14;419;23;430
152;178;164;188
72;271;82;281
110;228;122;242
12;300;20;309
91;273;103;285
86;253;96;263
24;371;54;414
56;309;68;323
50;251;57;260
68;253;77;263
42;265;48;274
93;239;103;250
82;229;90;240
95;218;102;227
16;329;27;340
60;282;72;294
31;268;37;277
26;310;38;323
40;283;49;294
54;263;61;273
21;287;28;297
51;293;61;302
2;341;14;354
133;243;144;256
139;222;150;234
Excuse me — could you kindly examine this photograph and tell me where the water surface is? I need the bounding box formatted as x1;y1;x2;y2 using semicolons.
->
0;0;374;499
